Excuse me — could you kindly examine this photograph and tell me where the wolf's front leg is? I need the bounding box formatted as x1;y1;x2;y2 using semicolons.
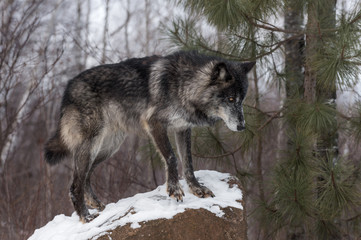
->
175;129;215;198
148;121;184;201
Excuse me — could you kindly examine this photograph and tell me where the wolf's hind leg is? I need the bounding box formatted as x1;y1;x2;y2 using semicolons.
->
70;140;98;223
84;155;107;211
175;129;215;198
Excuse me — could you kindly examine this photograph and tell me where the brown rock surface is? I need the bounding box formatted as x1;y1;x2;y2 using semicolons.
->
97;178;246;240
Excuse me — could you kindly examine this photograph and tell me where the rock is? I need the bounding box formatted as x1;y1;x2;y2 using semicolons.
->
29;171;246;240
98;206;246;240
97;175;247;240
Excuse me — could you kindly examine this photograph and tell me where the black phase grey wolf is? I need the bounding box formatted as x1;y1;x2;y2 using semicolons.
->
45;51;255;222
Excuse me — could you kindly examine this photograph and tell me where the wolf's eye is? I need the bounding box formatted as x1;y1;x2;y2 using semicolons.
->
228;97;235;103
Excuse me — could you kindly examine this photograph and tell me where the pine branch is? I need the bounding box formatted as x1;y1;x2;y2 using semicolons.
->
247;17;304;34
243;104;280;116
234;32;304;51
192;108;283;159
198;36;287;61
345;213;361;222
168;17;302;61
257;108;283;131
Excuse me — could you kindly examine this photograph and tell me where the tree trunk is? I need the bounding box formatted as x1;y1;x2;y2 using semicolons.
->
74;0;83;72
145;0;151;56
317;3;339;239
317;0;338;158
284;1;304;99
101;0;110;64
305;1;339;239
304;2;318;104
83;0;91;67
124;0;131;57
284;2;307;239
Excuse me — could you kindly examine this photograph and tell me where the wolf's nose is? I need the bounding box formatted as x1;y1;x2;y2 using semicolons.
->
237;125;245;131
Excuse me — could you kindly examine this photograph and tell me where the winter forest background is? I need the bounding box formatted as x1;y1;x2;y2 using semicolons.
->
1;0;361;239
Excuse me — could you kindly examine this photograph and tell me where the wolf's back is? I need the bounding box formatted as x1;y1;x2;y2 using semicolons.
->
44;131;69;165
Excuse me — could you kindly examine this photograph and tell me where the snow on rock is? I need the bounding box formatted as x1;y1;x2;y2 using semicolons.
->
29;170;243;240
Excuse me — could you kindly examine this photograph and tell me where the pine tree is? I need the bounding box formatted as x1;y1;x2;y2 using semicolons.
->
168;0;361;238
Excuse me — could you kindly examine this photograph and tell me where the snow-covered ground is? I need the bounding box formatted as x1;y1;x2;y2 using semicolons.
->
28;170;243;240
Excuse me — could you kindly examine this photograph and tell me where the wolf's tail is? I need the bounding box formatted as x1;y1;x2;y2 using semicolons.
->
44;131;69;165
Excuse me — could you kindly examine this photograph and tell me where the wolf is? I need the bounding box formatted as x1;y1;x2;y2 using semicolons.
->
44;51;255;223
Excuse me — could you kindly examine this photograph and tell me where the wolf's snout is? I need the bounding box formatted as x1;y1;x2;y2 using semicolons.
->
237;125;245;131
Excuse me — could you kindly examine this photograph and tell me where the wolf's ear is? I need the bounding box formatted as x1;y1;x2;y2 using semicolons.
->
241;61;256;74
211;62;232;83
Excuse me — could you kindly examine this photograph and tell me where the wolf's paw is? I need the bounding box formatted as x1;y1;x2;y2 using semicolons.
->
167;182;185;202
189;184;215;198
97;202;106;211
86;198;105;211
85;193;106;211
80;213;99;223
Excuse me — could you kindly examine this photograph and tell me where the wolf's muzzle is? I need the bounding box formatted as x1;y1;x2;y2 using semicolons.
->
237;125;245;131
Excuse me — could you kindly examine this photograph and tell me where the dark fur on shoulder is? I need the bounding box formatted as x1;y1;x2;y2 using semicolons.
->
45;51;255;223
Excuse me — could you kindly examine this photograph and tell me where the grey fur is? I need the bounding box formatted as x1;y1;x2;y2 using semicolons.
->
45;51;255;222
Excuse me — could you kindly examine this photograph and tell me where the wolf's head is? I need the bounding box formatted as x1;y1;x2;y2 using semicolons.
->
213;61;255;131
193;60;255;132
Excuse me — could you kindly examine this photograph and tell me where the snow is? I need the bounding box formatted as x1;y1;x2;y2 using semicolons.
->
28;170;243;240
